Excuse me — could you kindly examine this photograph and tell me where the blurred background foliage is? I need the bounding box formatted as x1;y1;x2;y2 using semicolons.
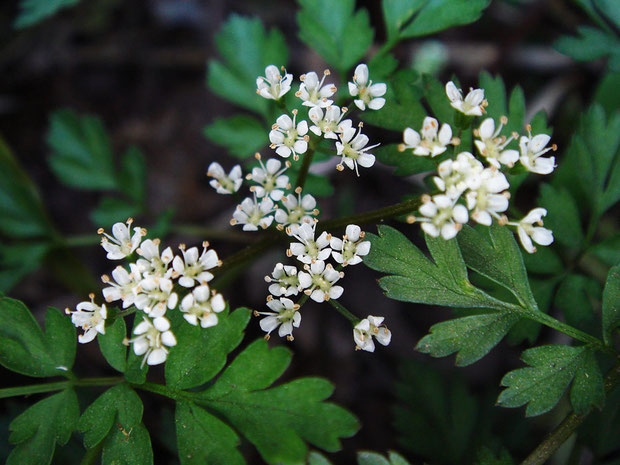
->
0;0;619;463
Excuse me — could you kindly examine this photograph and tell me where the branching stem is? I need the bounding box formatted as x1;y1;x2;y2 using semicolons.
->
521;362;620;465
0;376;124;399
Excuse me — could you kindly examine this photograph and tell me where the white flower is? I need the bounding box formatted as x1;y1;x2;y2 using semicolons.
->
298;260;344;303
287;221;332;265
274;187;318;228
398;117;454;157
207;162;243;195
269;110;309;160
230;196;275;231
172;241;221;288
445;81;486;116
348;63;387;111
308;106;348;139
353;315;391;352
465;169;510;226
265;263;300;297
416;194;469;240
330;224;371;266
247;154;290;201
433;152;484;199
130;316;177;367
98;218;145;260
296;70;337;108
256;65;293;100
474;117;519;168
519;127;557;175
179;284;226;328
510;208;554;254
134;276;178;318
101;264;142;308
336;121;378;175
66;294;107;344
136;239;174;278
256;297;301;340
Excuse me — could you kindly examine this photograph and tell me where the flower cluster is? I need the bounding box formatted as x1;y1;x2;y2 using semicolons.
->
399;81;555;253
66;218;226;366
256;222;386;352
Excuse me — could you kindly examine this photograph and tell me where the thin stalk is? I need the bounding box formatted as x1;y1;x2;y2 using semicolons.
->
319;196;421;231
80;442;104;465
295;147;316;189
328;299;359;324
521;362;620;465
374;37;399;60
0;377;124;399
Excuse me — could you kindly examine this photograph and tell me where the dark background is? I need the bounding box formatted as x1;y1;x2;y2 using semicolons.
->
0;0;609;463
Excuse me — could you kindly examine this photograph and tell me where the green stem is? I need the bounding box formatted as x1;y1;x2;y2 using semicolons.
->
520;362;620;465
319;196;421;231
80;442;104;465
0;377;124;399
328;299;359;324
295;146;316;189
374;37;399;60
64;234;100;247
506;302;612;354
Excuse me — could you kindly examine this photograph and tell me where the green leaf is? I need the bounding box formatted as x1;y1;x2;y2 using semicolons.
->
124;314;148;384
165;306;251;390
98;317;128;373
78;383;153;464
595;72;620;116
602;265;620;346
497;345;604;416
555;274;600;337
14;0;79;29
383;0;489;39
297;0;373;74
590;234;620;266
357;451;412;465
48;109;118;190
554;26;620;71
194;339;359;464
360;70;427;131
393;360;477;464
416;311;519;366
374;144;435;177
521;246;563;275
204;115;269;159
539;184;583;249
118;146;146;205
365;225;502;309
175;400;244;465
478;72;527;136
7;389;79;465
0;136;54;238
308;451;333;465
0;242;51;292
457;225;538;311
367;53;399;81
0;298;76;377
554;105;620;216
90;196;141;227
475;447;515;465
422;74;456;124
207;15;288;116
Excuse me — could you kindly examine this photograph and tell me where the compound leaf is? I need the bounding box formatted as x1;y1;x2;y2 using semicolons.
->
48;109;117;190
365;225;502;309
78;383;153;464
98;316;128;373
497;345;604;416
204;115;269;159
554;26;620;71
416;311;519;366
207;15;288;116
297;0;373;74
0;297;76;377
165;306;250;390
457;225;538;312
388;0;490;39
7;389;79;465
194;339;359;464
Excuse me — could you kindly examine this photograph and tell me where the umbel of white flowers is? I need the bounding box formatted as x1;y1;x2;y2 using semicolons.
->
66;219;227;367
399;80;555;253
